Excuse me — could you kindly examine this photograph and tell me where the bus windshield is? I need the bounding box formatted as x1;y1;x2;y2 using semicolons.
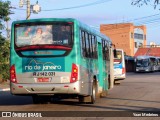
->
114;51;122;64
15;23;73;47
136;59;149;67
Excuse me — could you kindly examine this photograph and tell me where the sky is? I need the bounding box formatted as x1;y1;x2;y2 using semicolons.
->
3;0;160;44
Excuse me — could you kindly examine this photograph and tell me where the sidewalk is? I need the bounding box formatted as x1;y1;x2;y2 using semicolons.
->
0;81;10;91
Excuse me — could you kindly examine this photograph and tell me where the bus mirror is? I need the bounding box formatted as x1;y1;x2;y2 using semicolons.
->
114;49;117;58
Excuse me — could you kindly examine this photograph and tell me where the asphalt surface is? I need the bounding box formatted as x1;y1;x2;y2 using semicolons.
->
0;72;160;119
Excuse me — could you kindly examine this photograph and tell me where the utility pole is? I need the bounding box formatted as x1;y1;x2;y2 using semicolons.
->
19;0;41;20
26;0;31;20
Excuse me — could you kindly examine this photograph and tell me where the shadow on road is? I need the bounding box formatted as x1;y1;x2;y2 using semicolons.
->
112;104;160;111
127;72;160;76
47;99;160;111
0;91;32;106
104;97;160;104
0;91;160;112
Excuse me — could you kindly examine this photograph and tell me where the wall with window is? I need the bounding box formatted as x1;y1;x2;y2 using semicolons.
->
100;23;133;56
134;28;145;54
100;23;147;56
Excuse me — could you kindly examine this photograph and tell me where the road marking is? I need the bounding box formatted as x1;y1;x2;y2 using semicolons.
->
0;88;10;91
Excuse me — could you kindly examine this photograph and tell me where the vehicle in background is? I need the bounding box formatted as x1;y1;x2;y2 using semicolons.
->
135;55;156;72
10;18;113;104
113;49;126;80
155;57;160;71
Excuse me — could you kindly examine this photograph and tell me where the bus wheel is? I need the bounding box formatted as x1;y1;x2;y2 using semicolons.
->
90;82;96;104
108;75;111;89
78;82;96;104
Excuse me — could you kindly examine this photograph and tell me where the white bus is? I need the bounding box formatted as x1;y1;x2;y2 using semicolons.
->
113;49;126;80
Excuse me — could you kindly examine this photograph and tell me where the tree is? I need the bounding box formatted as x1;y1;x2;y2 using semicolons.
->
0;0;11;82
0;0;11;37
131;0;160;9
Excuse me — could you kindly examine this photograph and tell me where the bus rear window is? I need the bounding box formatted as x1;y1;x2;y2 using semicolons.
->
114;51;122;63
15;23;73;47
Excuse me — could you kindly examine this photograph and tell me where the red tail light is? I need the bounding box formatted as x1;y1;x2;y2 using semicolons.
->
10;65;17;83
122;67;125;74
70;64;78;83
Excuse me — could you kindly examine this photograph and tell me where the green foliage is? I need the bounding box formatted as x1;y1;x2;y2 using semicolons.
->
131;0;160;9
0;40;10;82
0;63;9;82
0;40;10;61
0;0;11;21
0;0;11;82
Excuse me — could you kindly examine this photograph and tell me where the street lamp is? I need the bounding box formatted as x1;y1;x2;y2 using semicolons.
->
32;1;41;14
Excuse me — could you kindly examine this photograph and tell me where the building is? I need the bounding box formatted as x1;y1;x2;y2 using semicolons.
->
100;23;147;56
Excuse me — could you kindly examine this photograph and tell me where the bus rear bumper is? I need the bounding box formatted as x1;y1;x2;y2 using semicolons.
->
10;82;81;95
114;74;126;80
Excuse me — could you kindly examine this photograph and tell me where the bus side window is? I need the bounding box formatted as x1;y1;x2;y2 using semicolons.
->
106;42;110;61
81;30;86;57
91;35;95;59
92;35;97;59
85;32;89;58
102;40;109;60
80;30;97;59
102;40;105;60
89;34;93;58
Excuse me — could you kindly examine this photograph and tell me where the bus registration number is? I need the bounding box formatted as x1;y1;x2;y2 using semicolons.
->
33;72;55;77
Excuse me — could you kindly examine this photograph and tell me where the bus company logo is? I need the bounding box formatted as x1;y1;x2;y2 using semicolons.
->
2;112;11;117
1;112;42;117
43;64;61;71
24;59;62;71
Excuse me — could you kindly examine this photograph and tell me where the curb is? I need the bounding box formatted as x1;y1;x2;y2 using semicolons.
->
0;88;10;91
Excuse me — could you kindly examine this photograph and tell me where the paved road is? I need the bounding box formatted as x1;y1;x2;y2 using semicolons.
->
0;72;160;117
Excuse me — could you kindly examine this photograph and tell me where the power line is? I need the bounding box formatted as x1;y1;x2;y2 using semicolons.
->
43;0;112;11
127;13;160;22
12;0;160;26
14;0;112;11
102;14;160;26
135;18;160;24
91;17;160;32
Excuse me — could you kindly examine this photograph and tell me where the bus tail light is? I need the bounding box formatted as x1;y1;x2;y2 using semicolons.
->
70;64;78;83
10;65;17;83
122;67;125;74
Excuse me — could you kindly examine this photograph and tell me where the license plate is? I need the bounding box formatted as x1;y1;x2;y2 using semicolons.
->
37;78;50;82
33;72;55;77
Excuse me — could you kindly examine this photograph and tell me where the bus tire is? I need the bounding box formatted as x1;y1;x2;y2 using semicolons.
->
108;75;111;89
78;81;96;104
90;81;96;104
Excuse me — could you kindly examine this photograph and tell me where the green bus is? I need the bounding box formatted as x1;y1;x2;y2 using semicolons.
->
10;18;113;104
